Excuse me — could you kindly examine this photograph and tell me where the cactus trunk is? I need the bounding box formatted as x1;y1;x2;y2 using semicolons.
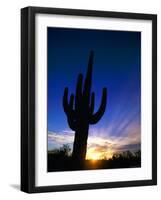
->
72;126;89;161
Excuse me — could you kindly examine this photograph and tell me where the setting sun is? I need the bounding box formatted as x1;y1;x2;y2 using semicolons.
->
86;148;104;160
87;152;100;160
86;147;114;160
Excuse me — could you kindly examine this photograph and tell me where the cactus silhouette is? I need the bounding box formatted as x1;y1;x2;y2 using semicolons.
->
63;51;107;161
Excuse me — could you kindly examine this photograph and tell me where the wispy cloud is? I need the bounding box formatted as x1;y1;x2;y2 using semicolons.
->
48;130;74;150
48;124;141;159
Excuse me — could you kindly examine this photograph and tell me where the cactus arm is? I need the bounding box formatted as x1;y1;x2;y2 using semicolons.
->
63;87;69;114
63;89;76;130
67;115;77;131
75;73;83;110
89;88;107;124
63;87;75;116
69;94;74;108
83;51;94;102
89;92;95;114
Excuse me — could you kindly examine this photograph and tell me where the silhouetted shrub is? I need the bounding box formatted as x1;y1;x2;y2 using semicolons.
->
48;148;141;172
48;144;71;158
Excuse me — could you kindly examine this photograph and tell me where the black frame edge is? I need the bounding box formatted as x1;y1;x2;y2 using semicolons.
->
21;7;35;193
152;14;157;185
33;180;155;193
24;6;157;20
21;7;30;193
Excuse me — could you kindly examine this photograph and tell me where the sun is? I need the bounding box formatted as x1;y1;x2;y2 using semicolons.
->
86;147;114;161
90;153;100;160
86;149;101;160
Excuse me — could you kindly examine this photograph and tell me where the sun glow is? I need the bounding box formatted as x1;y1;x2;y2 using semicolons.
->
86;147;114;160
87;152;101;160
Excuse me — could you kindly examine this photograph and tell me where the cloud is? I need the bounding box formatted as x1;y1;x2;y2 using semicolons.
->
48;124;141;158
114;143;141;152
48;130;74;150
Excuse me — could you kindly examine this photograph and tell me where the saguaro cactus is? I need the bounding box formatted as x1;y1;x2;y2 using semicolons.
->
63;51;107;161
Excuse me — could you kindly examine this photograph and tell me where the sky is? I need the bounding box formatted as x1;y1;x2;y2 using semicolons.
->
47;27;141;160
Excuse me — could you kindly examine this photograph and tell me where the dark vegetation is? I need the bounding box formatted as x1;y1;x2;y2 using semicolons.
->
48;145;141;172
63;51;107;161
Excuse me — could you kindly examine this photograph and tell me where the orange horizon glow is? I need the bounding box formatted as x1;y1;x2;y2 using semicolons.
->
48;129;141;160
86;147;114;160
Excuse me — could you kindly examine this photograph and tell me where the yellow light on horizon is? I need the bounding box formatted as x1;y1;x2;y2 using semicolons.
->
86;147;114;160
87;152;100;160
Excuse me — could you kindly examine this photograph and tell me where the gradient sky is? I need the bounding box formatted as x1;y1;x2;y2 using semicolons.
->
47;27;141;159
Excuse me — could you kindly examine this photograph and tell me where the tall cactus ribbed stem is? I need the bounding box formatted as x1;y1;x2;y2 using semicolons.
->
63;51;107;161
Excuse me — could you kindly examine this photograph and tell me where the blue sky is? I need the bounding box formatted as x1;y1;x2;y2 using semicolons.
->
47;27;141;159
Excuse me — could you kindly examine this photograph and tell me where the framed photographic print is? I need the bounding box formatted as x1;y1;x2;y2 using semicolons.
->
21;6;157;193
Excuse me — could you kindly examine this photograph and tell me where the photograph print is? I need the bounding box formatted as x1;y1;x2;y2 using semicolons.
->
47;27;141;172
